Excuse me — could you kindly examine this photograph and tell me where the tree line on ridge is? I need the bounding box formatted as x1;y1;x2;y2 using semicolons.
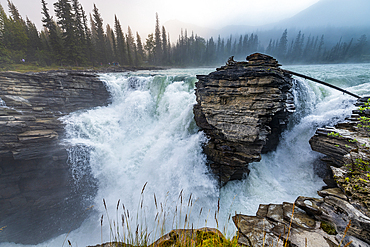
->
0;0;369;68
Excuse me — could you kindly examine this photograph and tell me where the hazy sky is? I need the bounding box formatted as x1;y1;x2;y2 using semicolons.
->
0;0;320;35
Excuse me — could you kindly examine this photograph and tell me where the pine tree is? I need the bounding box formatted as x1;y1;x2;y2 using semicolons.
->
154;13;162;65
302;35;314;63
350;34;367;62
290;31;304;63
0;4;10;64
249;34;258;53
145;33;155;64
266;39;273;55
216;35;223;62
167;33;171;64
89;13;98;64
194;35;206;65
236;35;243;58
277;29;288;61
54;0;80;65
205;37;216;64
71;0;87;64
41;0;63;64
161;26;168;65
114;15;127;65
91;4;106;65
105;24;115;63
225;35;232;58
81;6;93;64
231;39;237;56
242;34;248;56
136;32;145;65
5;0;28;62
25;17;42;63
316;35;324;62
126;26;135;65
7;0;25;26
311;36;319;62
110;27;117;63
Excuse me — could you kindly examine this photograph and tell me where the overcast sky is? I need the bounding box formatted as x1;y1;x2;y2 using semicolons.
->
0;0;320;35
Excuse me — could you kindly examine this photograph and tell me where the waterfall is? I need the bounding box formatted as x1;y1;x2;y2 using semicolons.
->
2;64;369;247
59;69;219;246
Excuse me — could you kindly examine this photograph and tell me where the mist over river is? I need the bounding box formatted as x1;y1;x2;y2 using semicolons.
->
1;64;370;247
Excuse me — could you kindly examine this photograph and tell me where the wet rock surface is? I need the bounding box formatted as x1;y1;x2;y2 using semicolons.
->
310;96;370;216
0;71;110;244
234;97;370;247
194;53;295;185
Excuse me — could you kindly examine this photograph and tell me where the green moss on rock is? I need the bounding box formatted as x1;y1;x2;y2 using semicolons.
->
320;221;337;235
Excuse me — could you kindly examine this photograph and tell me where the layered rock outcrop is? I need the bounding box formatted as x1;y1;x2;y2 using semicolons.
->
310;96;370;216
0;71;110;244
194;53;295;185
233;97;370;247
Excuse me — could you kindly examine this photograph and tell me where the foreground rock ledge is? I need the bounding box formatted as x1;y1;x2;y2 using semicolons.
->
194;53;295;185
0;71;110;244
233;187;370;247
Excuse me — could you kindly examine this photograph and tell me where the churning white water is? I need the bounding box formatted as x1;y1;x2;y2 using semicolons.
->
1;64;370;247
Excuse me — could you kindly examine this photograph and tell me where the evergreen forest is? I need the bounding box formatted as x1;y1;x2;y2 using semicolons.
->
0;0;369;69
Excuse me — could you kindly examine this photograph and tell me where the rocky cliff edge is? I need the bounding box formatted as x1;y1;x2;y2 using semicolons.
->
0;71;110;244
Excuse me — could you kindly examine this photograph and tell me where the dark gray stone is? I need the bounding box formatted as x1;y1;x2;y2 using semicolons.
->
0;71;110;244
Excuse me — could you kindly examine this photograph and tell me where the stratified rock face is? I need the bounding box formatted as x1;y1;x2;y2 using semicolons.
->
309;97;370;216
194;53;295;185
305;96;370;246
0;71;110;244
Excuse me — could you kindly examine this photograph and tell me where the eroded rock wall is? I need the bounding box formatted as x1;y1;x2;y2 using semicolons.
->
0;71;110;244
232;96;370;247
194;54;295;185
309;96;370;216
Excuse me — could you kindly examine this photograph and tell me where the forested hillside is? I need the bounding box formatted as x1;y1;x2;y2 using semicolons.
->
0;0;369;69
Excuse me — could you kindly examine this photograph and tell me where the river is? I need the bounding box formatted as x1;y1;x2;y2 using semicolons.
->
1;63;370;247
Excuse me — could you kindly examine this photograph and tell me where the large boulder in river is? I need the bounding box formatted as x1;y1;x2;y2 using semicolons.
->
194;53;295;185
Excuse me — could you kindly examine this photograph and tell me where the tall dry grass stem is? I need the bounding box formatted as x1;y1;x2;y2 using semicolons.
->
97;183;241;247
338;220;352;247
284;203;295;247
